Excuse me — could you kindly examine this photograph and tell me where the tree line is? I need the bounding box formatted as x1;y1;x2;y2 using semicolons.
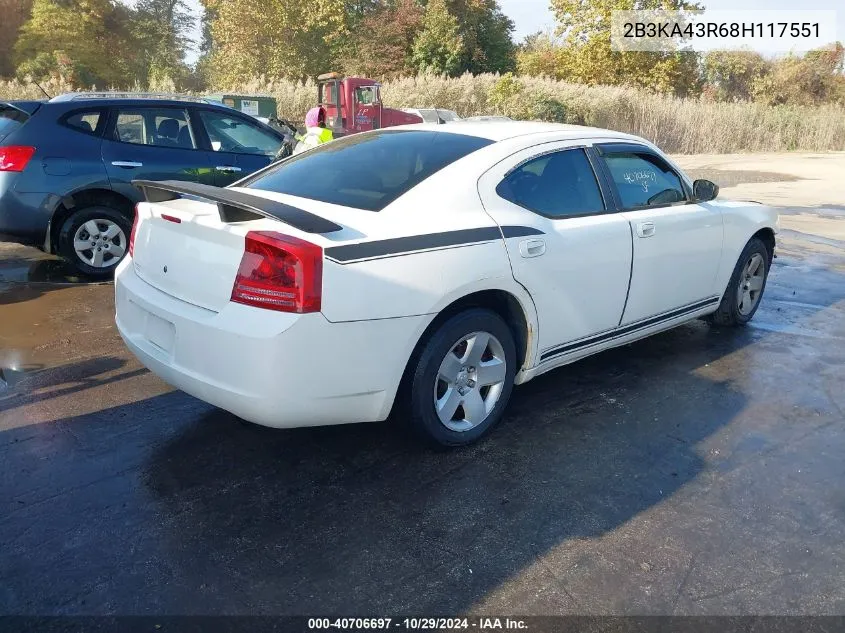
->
518;0;845;106
1;0;842;107
1;0;196;87
0;0;517;88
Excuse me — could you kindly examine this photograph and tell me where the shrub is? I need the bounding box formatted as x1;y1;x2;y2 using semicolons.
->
3;73;844;153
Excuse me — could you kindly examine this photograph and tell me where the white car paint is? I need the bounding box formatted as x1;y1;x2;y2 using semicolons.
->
115;122;779;430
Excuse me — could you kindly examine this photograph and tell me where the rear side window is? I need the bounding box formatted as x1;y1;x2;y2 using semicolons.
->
0;106;29;143
496;148;605;218
243;130;493;211
112;108;196;149
602;151;686;209
64;111;101;135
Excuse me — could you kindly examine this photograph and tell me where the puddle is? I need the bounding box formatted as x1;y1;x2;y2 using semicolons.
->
0;257;108;285
685;169;801;188
778;206;845;219
809;206;845;219
0;364;42;392
748;321;841;340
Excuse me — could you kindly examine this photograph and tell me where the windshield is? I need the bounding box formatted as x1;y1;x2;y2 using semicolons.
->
437;110;461;122
242;130;493;211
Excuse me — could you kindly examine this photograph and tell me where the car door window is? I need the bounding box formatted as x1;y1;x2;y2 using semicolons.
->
602;151;686;209
198;110;280;156
113;108;196;149
495;148;605;218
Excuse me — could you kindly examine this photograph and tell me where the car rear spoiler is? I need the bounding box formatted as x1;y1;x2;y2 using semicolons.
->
132;180;343;234
1;100;43;116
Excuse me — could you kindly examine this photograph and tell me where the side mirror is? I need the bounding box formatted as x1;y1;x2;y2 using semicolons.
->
693;179;719;202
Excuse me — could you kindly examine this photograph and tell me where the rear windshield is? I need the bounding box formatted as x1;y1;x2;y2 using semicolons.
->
242;130;493;211
0;106;29;143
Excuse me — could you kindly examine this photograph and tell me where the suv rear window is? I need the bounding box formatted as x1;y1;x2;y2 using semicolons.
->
0;106;29;143
243;130;493;211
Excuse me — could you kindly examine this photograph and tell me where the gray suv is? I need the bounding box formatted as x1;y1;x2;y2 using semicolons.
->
0;93;287;277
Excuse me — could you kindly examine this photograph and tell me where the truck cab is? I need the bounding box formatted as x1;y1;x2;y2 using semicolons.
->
317;72;422;136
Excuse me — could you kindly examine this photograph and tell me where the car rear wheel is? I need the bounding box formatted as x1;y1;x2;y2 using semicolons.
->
708;237;770;326
405;309;517;447
58;206;132;278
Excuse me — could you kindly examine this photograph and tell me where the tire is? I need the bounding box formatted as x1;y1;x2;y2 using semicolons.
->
58;206;132;279
404;308;517;447
708;237;770;327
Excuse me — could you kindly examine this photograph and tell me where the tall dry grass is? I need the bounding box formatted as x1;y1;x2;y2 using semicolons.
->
3;74;845;154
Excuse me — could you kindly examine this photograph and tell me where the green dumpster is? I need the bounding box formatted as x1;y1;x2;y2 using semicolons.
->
203;94;277;119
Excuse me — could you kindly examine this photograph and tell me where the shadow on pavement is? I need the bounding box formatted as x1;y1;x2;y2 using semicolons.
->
0;356;146;414
1;321;755;615
2;250;844;614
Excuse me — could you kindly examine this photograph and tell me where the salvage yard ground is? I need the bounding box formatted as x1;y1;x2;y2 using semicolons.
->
1;153;844;616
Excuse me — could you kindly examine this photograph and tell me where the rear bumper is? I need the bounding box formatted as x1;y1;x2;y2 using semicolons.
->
0;174;55;244
114;258;427;428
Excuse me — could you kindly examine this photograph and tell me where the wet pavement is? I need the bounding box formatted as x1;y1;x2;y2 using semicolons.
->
2;164;845;616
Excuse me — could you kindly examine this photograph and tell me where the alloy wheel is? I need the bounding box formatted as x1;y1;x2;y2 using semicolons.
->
73;219;127;269
736;252;765;316
434;331;508;432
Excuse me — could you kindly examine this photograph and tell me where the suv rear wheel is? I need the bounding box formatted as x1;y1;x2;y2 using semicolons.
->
58;206;132;278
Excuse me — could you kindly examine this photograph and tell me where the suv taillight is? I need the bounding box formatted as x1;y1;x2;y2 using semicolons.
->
0;146;36;172
129;204;139;257
231;231;322;313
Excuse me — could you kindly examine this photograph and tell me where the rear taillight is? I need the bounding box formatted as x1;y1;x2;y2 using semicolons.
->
0;146;36;172
231;231;322;313
129;204;139;257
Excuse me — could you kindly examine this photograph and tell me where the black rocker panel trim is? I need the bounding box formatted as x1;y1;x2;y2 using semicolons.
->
540;296;721;362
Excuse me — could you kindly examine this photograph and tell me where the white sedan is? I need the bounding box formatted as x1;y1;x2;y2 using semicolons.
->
115;122;778;446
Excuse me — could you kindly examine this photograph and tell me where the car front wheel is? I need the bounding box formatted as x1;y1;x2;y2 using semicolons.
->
405;308;517;447
709;236;770;326
58;206;132;278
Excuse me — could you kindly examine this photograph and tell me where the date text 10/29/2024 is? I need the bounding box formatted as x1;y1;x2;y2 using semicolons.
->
308;618;528;630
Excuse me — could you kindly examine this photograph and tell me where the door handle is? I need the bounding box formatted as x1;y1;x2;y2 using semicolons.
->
519;238;546;258
636;221;655;238
111;161;143;168
215;165;242;173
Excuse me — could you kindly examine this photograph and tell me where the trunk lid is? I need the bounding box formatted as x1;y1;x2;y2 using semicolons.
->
132;189;378;312
132;198;248;312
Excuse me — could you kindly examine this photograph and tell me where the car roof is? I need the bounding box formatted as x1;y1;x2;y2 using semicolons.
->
46;93;230;109
390;121;646;144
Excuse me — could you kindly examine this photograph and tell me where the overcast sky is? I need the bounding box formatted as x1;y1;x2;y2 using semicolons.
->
174;0;842;65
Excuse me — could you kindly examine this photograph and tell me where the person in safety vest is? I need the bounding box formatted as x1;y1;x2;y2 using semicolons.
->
293;106;333;154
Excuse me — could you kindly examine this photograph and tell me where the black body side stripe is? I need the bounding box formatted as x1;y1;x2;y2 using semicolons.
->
540;296;721;362
325;225;543;263
501;226;545;238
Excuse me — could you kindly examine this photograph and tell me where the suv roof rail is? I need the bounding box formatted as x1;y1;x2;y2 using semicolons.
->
49;92;219;104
